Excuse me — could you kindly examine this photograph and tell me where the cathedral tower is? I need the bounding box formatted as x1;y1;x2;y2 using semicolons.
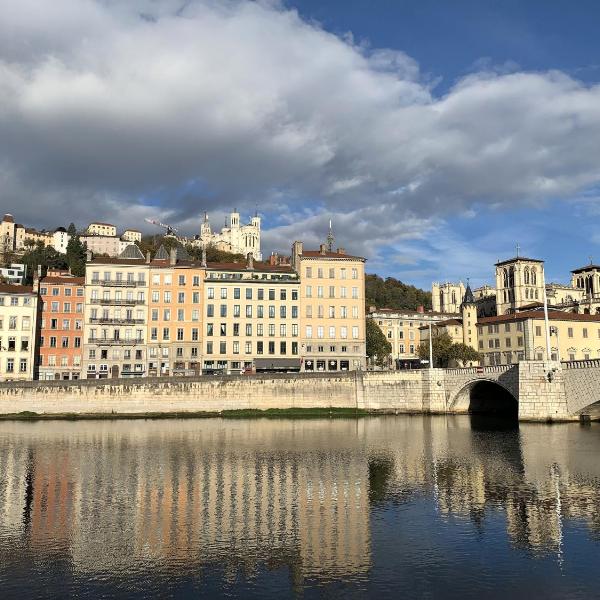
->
495;255;545;315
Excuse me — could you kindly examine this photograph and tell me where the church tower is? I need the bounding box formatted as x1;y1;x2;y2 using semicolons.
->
200;212;211;238
495;253;545;315
461;282;478;350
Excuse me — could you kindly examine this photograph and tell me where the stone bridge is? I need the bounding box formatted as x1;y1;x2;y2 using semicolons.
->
438;360;600;421
0;360;599;422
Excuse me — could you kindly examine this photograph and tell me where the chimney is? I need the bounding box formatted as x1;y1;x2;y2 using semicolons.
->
269;252;277;266
246;252;254;270
337;247;346;255
417;305;425;313
145;251;151;264
169;247;177;266
291;241;303;271
319;244;327;255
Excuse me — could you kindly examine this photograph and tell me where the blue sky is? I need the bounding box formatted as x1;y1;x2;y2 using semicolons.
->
1;0;600;290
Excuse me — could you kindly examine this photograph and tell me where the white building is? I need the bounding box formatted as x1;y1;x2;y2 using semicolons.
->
192;209;262;260
0;263;27;285
52;228;71;254
0;283;38;381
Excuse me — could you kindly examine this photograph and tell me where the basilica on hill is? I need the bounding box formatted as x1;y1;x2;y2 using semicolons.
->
190;209;262;260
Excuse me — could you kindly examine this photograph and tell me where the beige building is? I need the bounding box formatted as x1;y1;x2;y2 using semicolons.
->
0;283;38;381
122;229;142;243
80;235;122;257
87;222;117;237
82;248;149;378
293;242;366;372
477;310;600;365
368;307;458;367
432;281;466;314
201;254;301;374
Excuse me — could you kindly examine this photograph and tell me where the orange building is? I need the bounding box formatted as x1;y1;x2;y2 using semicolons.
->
38;270;85;380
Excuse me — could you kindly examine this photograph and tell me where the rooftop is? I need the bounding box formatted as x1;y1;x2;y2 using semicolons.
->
301;250;364;260
495;256;544;267
0;283;35;295
478;310;600;324
571;264;600;274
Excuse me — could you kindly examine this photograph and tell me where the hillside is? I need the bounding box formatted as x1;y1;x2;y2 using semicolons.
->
365;274;432;311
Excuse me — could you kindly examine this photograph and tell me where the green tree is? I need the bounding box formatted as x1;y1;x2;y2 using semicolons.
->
448;343;481;367
417;330;453;367
67;222;77;236
365;274;432;311
21;242;68;283
366;318;392;367
66;235;87;277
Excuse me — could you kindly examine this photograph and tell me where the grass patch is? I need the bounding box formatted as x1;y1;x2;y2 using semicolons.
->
220;407;368;418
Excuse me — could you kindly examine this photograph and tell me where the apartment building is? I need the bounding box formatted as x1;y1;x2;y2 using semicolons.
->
369;307;459;368
37;271;85;380
122;229;142;243
0;283;38;381
82;250;149;378
477;310;600;365
87;222;117;237
293;242;366;372
148;249;204;376
202;256;301;374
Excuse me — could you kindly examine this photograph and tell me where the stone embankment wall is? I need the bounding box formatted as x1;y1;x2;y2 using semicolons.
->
0;371;428;416
562;360;600;416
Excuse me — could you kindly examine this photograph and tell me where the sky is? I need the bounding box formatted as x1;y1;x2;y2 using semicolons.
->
1;0;600;289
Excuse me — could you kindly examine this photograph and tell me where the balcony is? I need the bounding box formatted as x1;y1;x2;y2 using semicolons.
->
89;318;145;325
94;298;146;306
87;337;145;345
90;279;146;287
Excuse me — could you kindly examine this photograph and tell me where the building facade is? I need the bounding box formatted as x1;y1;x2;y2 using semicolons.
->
87;222;117;237
368;307;459;367
82;255;149;379
37;271;85;380
293;242;366;372
0;283;38;381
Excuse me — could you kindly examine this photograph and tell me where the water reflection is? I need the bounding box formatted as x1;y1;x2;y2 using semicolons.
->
1;416;600;596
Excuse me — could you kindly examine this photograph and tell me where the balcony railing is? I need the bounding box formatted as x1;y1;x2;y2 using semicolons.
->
89;318;145;325
94;299;145;306
87;337;145;345
90;279;146;287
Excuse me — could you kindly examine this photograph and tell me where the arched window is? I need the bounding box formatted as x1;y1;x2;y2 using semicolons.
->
503;268;509;287
509;266;515;287
535;289;539;299
524;267;530;284
525;288;529;299
531;268;537;285
439;291;444;308
452;291;456;305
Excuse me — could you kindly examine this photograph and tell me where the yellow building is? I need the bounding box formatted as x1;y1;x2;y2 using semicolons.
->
368;307;458;368
0;283;38;381
293;242;366;372
87;222;117;237
477;310;600;365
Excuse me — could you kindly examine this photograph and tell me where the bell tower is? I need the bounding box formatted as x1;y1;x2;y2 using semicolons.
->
495;251;545;315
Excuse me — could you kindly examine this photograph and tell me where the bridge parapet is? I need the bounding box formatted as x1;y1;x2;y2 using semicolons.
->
562;359;600;370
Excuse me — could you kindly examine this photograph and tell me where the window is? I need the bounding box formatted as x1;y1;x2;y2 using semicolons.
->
257;341;263;354
233;341;240;354
220;342;226;354
220;305;227;317
583;328;588;339
306;286;312;298
306;325;313;338
268;341;275;354
246;324;252;336
178;292;185;304
352;326;359;339
221;288;227;299
207;323;213;336
234;305;241;317
208;287;215;299
206;341;213;354
246;288;252;300
207;304;214;317
178;275;186;286
234;288;241;299
246;305;252;318
535;326;542;336
568;327;574;338
292;306;298;319
268;324;275;336
177;328;184;341
317;326;324;339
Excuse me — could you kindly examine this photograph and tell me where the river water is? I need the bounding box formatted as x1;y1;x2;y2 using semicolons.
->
1;415;600;599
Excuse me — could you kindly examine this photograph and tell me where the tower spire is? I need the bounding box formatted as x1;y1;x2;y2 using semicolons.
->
326;219;335;252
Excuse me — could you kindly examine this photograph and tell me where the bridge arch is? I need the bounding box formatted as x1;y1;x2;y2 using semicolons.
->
449;378;518;418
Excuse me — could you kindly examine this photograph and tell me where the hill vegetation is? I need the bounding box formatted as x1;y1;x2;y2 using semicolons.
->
365;274;432;311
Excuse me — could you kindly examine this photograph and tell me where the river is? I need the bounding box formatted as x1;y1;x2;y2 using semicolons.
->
1;415;599;599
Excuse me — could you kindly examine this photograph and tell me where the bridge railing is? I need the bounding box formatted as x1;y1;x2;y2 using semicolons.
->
444;364;514;375
561;359;600;369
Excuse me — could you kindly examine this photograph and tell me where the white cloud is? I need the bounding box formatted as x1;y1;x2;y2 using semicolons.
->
1;0;600;274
